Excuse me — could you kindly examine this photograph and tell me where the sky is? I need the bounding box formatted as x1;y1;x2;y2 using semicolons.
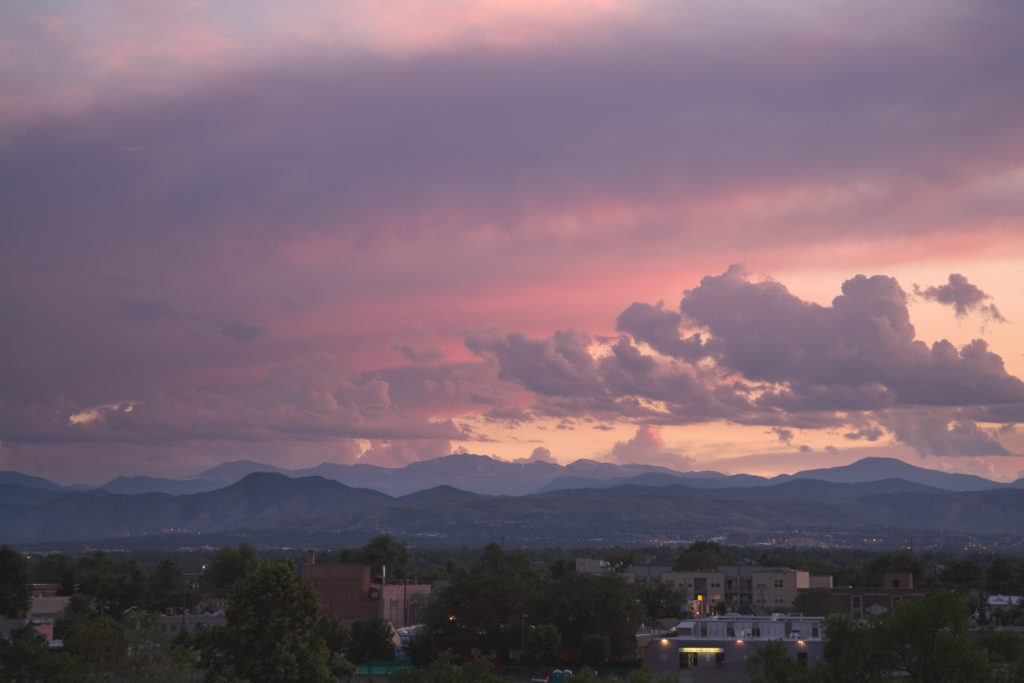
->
3;0;1024;485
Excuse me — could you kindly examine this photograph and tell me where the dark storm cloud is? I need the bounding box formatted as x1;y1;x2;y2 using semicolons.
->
915;273;1006;320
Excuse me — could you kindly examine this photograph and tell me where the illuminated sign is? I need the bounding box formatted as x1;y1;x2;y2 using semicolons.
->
680;647;725;654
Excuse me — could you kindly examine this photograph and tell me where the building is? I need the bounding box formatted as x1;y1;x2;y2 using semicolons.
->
301;550;431;626
576;558;612;574
380;583;431;628
830;572;927;619
622;565;674;585
662;567;824;614
301;552;380;623
640;613;826;680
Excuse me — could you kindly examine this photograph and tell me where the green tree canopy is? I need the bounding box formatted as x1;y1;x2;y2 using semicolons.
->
523;622;561;666
673;541;731;571
194;557;340;683
940;559;984;593
0;545;30;618
791;588;843;617
985;557;1018;595
426;543;539;657
348;617;395;665
746;639;814;683
31;552;76;596
205;542;259;593
638;580;688;621
339;534;413;579
74;551;150;618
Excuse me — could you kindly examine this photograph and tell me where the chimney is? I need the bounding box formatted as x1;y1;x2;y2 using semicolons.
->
307;549;315;566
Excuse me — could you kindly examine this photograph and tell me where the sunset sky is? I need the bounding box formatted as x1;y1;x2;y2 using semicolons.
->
3;0;1024;485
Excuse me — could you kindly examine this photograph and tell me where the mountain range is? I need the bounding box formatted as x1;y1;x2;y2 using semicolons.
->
85;453;1024;497
2;454;1022;546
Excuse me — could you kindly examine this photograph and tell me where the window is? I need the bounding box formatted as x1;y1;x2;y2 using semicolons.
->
798;652;808;665
773;579;784;588
711;580;721;588
751;624;761;636
852;596;861;608
756;581;766;588
774;596;785;603
891;578;901;589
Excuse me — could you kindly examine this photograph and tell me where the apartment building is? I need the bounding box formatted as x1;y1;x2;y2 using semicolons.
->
662;566;818;614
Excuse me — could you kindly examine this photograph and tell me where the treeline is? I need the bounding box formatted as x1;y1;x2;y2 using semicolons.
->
3;539;1024;681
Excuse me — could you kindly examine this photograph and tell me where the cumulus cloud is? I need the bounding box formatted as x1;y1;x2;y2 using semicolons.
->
466;329;606;400
878;410;1012;458
606;425;695;470
513;446;557;464
615;302;702;360
772;427;794;445
393;341;445;363
914;274;1006;321
360;438;451;468
469;267;1024;458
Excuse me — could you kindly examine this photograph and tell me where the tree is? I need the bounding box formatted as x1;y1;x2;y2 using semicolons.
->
0;545;30;618
791;588;843;617
74;551;150;617
426;543;539;658
389;656;515;683
312;614;351;655
638;581;688;621
194;557;338;683
31;552;76;596
986;557;1018;595
881;591;989;683
941;559;984;594
149;557;190;613
359;534;413;579
820;614;892;683
538;571;643;660
863;551;928;588
64;615;129;676
205;543;258;593
523;623;561;666
579;632;610;668
746;640;813;683
674;541;731;571
0;624;80;681
348;617;395;665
